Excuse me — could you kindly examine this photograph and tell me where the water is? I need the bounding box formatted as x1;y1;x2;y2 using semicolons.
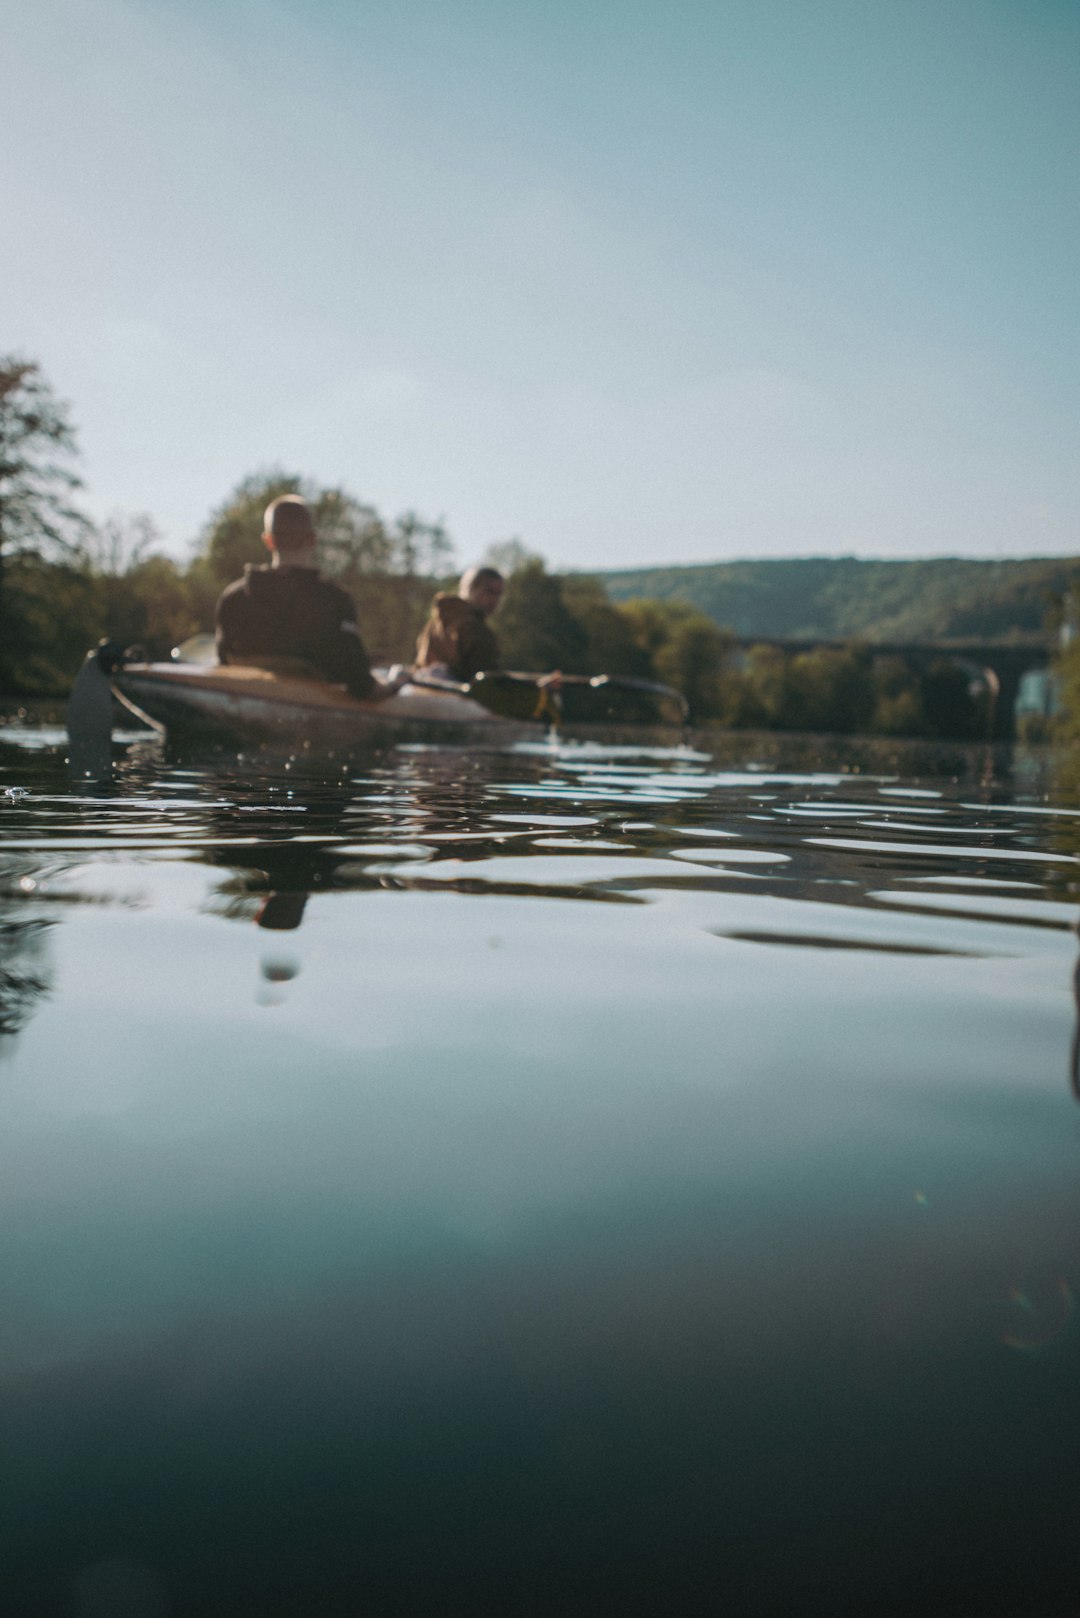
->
2;719;1080;1616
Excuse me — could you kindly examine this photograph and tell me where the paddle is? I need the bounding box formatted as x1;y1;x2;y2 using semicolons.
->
175;635;688;720
66;641;125;778
406;668;688;725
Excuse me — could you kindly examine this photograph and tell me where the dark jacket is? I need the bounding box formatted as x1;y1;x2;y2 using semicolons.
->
215;564;375;699
415;593;500;682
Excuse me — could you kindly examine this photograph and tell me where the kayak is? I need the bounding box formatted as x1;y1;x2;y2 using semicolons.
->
67;642;687;769
67;653;523;757
114;660;516;744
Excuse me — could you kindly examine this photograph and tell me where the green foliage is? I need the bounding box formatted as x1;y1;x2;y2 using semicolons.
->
496;559;589;673
0;357;90;687
601;557;1078;644
702;639;993;739
2;554;97;693
785;646;875;734
617;598;731;718
76;513;194;655
1051;585;1080;741
0;357;87;568
110;555;202;657
348;510;454;663
482;539;540;576
559;577;653;680
921;658;982;739
870;657;927;736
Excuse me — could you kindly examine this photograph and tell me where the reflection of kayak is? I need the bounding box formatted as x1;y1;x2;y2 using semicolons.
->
67;641;688;767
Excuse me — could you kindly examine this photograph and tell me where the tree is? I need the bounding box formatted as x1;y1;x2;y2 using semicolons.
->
1;552;97;693
617;597;732;717
870;656;927;736
119;554;201;657
79;511;163;643
0;357;88;668
80;510;161;579
921;657;981;739
725;643;793;728
496;559;589;672
483;538;541;577
391;510;454;582
784;645;874;734
0;911;53;1039
368;510;456;663
559;576;653;679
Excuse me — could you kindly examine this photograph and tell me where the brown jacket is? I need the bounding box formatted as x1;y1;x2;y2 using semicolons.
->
215;564;375;699
415;593;500;682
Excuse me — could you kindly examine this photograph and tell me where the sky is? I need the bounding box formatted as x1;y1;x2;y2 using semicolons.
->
4;0;1079;570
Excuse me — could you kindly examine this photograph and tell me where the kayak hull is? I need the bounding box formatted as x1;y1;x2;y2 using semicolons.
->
112;663;532;750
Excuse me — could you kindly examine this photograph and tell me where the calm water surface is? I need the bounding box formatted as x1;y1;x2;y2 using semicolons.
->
2;719;1080;1616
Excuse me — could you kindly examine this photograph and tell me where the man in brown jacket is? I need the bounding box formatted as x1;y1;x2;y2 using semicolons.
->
216;496;402;700
414;565;504;682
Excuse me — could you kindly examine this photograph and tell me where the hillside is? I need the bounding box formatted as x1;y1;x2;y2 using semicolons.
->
596;557;1079;644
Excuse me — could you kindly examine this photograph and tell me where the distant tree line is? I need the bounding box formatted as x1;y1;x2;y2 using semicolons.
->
0;354;1055;741
601;556;1078;645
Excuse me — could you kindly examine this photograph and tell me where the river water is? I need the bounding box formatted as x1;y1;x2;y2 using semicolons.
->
2;717;1080;1616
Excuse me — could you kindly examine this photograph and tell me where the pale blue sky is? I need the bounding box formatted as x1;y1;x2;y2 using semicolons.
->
5;0;1078;567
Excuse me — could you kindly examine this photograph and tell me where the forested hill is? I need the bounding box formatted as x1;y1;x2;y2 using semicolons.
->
597;557;1079;644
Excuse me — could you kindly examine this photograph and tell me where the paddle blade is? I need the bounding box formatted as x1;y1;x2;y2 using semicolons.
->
469;670;687;725
560;678;688;726
66;648;115;779
470;672;561;722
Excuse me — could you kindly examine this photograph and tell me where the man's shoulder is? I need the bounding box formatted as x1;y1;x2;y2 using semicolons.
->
221;563;271;591
217;567;262;608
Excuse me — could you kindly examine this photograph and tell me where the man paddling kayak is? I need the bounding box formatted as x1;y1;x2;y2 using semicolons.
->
414;565;504;682
215;496;403;700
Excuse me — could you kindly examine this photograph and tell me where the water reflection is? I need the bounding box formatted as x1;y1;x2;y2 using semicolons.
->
2;727;1080;1613
0;910;53;1039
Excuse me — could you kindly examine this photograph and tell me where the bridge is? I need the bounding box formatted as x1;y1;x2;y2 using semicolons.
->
728;636;1054;740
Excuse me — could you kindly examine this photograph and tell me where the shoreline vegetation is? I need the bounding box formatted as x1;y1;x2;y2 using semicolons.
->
2;356;1077;739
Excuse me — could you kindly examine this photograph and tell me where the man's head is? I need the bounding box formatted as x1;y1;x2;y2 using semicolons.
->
459;565;505;618
263;495;316;558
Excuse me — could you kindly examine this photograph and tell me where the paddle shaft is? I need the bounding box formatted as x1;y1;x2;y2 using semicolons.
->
406;668;688;721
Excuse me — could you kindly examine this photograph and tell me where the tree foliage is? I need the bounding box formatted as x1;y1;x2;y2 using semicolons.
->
0;357;90;685
617;599;731;718
559;576;653;680
482;538;541;577
495;559;589;673
0;357;87;568
601;556;1078;645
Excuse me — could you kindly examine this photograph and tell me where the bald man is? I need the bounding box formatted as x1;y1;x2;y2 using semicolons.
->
216;495;399;700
